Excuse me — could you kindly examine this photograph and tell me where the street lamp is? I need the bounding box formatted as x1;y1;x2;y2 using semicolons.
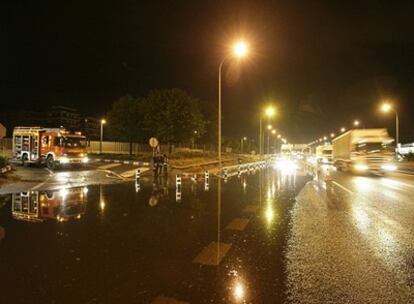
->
330;133;335;138
380;102;399;147
340;127;346;133
353;120;360;127
218;39;249;172
266;128;276;155
240;136;247;154
100;119;106;154
259;106;275;158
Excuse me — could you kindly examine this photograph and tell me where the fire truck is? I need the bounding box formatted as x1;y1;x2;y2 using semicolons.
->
12;187;87;222
13;127;89;169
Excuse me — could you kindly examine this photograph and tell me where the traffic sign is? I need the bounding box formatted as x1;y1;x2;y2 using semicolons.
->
149;137;159;148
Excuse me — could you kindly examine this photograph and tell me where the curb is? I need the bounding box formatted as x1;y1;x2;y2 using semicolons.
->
92;158;150;167
0;165;12;174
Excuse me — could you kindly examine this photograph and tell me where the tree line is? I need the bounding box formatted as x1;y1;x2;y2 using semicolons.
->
106;88;214;153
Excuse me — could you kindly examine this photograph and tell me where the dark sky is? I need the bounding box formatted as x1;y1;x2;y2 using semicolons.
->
2;0;414;143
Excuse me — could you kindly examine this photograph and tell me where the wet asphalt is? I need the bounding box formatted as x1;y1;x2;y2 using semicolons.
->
1;162;414;303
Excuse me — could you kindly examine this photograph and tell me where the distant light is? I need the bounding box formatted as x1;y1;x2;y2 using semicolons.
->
101;119;106;125
265;106;275;117
233;282;245;301
243;136;247;140
277;134;281;139
341;127;346;132
381;103;392;113
267;124;272;130
233;41;248;58
323;136;327;140
330;133;335;138
271;129;276;134
354;120;360;126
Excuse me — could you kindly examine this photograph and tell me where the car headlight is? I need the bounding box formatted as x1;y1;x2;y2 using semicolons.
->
60;157;69;164
81;156;89;163
354;164;368;171
381;164;397;171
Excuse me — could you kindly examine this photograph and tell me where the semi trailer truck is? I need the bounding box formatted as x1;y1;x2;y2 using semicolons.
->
332;128;396;174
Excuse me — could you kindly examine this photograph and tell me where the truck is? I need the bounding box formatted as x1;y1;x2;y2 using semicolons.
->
12;186;87;222
13;127;89;169
316;144;333;164
332;128;396;174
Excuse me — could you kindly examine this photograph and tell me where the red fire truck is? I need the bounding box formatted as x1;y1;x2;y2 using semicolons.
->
13;127;89;169
12;187;87;222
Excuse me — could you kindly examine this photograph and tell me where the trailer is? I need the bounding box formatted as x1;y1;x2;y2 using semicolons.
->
332;128;396;173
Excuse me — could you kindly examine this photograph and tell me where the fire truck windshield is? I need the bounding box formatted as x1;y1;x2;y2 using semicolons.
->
61;137;86;148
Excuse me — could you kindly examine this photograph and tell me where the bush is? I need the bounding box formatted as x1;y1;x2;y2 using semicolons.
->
0;155;8;168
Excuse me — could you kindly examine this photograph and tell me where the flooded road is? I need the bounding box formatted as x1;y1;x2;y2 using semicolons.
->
0;166;306;303
2;161;414;303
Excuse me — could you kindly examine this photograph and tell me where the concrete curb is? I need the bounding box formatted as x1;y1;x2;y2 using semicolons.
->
92;158;150;167
0;165;12;174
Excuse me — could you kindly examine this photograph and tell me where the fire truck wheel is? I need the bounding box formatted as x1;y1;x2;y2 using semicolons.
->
21;154;29;167
46;155;55;170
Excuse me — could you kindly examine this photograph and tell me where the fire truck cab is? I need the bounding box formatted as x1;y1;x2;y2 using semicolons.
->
13;127;89;169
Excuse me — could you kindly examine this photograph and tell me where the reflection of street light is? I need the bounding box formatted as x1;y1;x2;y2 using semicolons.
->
100;119;106;154
341;127;346;132
218;40;249;171
380;101;399;147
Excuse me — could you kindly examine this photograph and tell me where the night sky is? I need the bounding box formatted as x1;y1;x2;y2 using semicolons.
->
2;1;414;143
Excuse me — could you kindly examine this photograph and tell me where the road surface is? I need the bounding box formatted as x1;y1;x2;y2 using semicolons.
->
0;161;413;303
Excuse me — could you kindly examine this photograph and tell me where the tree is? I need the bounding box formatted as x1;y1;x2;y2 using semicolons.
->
142;88;206;146
107;95;146;155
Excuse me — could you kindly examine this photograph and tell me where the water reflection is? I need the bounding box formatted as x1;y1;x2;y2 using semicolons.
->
12;187;87;222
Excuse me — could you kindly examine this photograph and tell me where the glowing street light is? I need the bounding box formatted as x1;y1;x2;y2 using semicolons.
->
277;134;281;139
233;41;248;58
340;127;346;132
240;136;247;154
271;129;276;135
323;136;327;140
100;119;106;154
353;120;360;127
380;101;399;147
330;133;335;138
218;39;249;173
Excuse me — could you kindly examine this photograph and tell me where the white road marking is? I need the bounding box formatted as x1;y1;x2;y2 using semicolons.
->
331;181;354;195
225;218;250;231
193;242;232;266
98;163;122;170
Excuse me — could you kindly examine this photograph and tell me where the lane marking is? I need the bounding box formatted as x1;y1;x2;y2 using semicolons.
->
98;163;122;170
193;242;232;266
381;178;414;190
331;181;354;195
225;218;250;231
152;296;188;304
243;205;259;213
